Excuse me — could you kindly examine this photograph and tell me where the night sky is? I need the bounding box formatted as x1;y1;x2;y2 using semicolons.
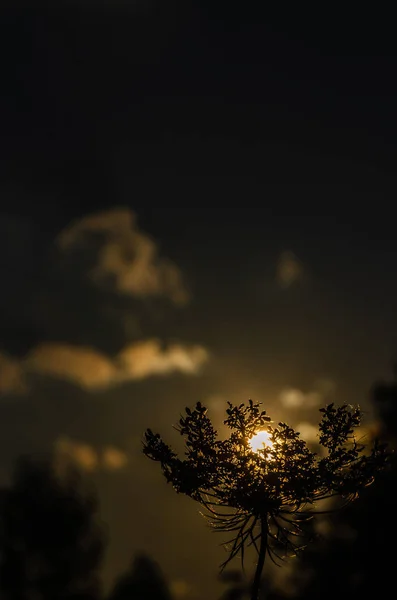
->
1;2;397;598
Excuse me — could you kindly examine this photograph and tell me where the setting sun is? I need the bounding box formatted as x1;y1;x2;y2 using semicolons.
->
249;430;273;452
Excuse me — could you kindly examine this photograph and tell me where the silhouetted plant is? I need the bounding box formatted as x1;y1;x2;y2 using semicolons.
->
143;400;389;600
287;372;397;600
0;455;105;600
108;553;172;600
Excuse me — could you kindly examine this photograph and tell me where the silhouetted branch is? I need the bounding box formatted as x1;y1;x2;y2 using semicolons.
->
144;399;391;600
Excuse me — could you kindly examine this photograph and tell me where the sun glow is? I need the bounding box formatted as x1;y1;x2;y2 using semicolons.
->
249;430;273;452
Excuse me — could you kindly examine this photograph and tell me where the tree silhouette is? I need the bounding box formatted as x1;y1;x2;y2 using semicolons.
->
143;400;389;600
108;553;172;600
285;372;397;600
0;455;105;600
218;570;248;600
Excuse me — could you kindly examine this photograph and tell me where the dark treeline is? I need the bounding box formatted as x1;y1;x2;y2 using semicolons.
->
0;455;172;600
0;375;396;600
288;376;397;600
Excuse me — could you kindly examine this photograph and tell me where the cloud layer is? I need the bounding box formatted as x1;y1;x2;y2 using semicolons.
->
54;436;128;472
57;208;189;306
276;250;304;288
279;378;336;409
0;207;208;395
0;340;208;394
0;207;192;359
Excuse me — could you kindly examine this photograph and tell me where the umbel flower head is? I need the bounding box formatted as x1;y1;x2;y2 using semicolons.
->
143;400;389;588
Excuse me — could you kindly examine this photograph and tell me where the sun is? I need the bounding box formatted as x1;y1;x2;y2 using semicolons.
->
249;430;273;452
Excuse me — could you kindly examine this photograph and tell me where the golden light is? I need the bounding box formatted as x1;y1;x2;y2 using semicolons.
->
249;430;273;452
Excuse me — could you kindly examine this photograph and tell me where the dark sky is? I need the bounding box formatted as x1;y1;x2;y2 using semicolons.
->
1;2;397;598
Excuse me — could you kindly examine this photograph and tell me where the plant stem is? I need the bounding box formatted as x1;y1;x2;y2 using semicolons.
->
250;515;268;600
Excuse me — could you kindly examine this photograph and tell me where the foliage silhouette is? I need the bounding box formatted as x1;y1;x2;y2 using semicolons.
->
0;455;105;600
218;570;249;600
108;553;172;600
143;400;389;600
285;373;397;600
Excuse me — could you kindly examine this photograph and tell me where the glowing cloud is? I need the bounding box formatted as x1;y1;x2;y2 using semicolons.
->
0;340;209;394
57;208;189;305
280;388;322;409
0;353;26;395
276;250;304;288
296;422;319;443
170;580;193;599
102;446;129;470
54;437;99;472
117;340;209;379
279;379;336;409
54;437;128;472
25;344;117;390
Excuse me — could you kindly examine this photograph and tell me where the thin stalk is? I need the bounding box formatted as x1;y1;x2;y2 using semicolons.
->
250;515;268;600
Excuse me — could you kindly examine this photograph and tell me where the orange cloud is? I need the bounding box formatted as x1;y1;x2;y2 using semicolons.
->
296;421;319;443
102;446;129;470
279;388;322;409
54;437;128;472
57;208;189;305
117;340;209;379
279;379;336;409
0;353;26;395
170;580;194;599
25;344;116;390
54;437;99;472
276;250;304;288
0;340;209;394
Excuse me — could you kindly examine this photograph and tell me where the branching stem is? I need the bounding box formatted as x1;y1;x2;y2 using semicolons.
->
251;514;268;600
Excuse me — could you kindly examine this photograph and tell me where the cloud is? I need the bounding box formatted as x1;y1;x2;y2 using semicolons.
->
0;353;25;395
102;446;129;470
0;208;194;366
0;340;209;394
280;388;321;409
279;378;336;409
206;394;228;414
25;344;117;390
54;437;128;472
117;340;208;379
0;207;208;396
55;437;99;472
295;421;319;443
170;580;194;599
57;208;189;306
276;250;304;288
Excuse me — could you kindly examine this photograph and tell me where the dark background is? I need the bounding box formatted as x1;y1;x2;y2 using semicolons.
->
1;2;397;598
